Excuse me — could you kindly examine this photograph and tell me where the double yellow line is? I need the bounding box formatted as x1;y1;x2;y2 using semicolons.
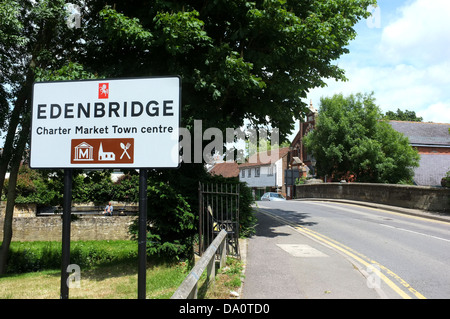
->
258;208;426;299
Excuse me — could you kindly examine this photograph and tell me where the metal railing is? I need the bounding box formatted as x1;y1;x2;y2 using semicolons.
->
171;229;228;299
198;182;240;257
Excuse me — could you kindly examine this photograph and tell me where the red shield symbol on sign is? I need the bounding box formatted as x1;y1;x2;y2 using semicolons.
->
98;83;109;99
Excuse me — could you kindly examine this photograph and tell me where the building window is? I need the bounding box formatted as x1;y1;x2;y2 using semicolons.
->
255;167;260;177
248;168;251;177
241;170;245;178
268;165;274;176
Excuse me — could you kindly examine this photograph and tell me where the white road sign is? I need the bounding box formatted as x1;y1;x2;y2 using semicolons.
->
30;76;181;169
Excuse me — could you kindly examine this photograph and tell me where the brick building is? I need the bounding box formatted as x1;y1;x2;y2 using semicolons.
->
389;121;450;186
289;101;318;177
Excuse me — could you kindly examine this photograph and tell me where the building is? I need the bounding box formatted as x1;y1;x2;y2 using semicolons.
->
238;147;290;200
289;101;318;177
389;121;450;186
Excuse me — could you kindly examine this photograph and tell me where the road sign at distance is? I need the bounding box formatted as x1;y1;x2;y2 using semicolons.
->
30;76;181;169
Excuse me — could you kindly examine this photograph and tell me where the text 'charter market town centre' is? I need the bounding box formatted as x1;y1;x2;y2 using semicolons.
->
30;76;181;169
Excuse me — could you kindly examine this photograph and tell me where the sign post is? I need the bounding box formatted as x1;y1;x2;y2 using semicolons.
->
60;169;72;299
31;76;181;299
138;168;148;299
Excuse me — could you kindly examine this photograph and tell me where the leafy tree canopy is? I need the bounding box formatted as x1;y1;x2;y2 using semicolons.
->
54;0;376;140
384;108;423;122
304;93;420;183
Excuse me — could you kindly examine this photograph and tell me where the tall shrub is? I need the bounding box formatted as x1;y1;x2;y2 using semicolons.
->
129;180;195;261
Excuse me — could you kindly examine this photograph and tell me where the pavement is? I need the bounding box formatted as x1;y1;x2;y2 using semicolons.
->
239;200;450;299
241;210;382;299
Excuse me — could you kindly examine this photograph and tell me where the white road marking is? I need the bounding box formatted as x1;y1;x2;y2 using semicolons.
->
276;244;329;257
378;224;450;243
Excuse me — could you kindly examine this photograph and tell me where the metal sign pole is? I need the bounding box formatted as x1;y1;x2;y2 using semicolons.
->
60;169;73;299
138;168;148;299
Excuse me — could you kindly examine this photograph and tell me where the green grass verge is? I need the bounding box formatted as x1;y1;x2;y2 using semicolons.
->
0;240;244;299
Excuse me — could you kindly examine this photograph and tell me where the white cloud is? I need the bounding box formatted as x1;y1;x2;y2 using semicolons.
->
417;102;450;123
380;0;450;66
376;0;450;117
305;0;450;125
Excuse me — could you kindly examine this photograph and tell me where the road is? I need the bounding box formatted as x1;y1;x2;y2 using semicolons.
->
243;200;450;299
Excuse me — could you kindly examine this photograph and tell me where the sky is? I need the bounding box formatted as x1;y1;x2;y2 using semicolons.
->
303;0;450;126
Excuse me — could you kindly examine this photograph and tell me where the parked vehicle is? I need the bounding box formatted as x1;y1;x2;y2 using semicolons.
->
260;192;286;201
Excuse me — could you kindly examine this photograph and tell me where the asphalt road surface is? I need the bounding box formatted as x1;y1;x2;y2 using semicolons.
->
243;200;450;299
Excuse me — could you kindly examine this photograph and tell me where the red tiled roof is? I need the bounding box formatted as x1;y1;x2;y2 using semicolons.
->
209;162;239;178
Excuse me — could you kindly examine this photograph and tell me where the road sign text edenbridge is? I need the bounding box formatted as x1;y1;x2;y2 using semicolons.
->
36;100;175;119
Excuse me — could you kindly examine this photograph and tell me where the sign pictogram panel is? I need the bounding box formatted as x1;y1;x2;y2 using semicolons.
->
30;76;180;169
71;138;134;164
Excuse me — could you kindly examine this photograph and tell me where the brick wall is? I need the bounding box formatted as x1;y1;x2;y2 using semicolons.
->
416;146;450;154
0;215;136;241
0;202;37;218
295;183;450;212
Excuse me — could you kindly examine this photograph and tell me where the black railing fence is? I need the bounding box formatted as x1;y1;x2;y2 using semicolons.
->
198;182;240;257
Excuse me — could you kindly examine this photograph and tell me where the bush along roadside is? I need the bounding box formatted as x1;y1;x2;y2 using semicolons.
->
3;240;138;274
441;171;450;187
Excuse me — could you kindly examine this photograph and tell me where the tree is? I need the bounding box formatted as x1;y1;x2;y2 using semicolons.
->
77;0;376;140
0;0;94;274
384;108;423;122
304;93;420;183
